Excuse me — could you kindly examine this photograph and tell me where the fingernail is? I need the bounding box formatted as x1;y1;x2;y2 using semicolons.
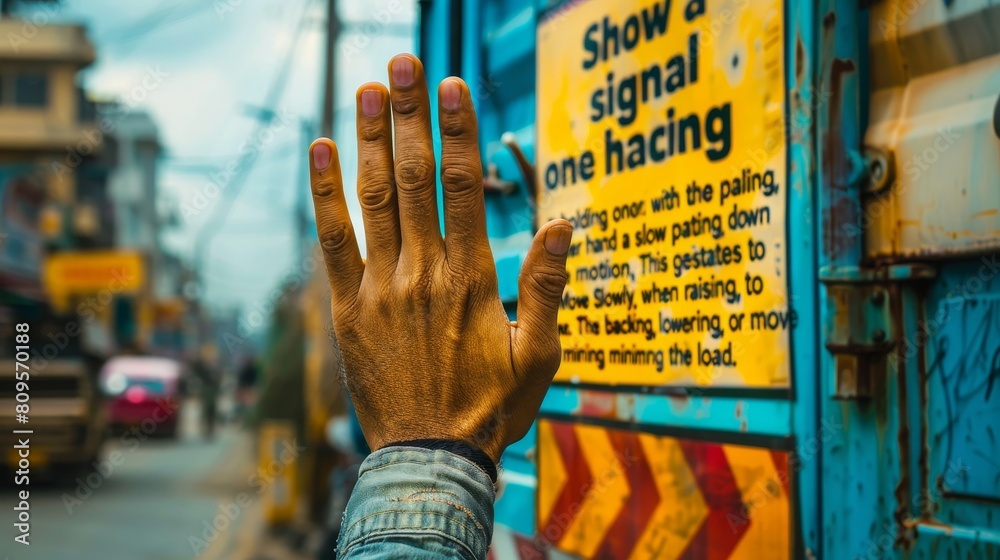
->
545;226;573;256
313;143;331;170
361;89;381;116
441;79;461;111
391;56;414;87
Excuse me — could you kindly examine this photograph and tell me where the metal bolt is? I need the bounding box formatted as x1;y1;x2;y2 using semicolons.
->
870;159;884;181
994;92;1000;139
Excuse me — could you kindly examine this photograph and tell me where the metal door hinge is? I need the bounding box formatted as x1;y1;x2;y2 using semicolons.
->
819;264;935;399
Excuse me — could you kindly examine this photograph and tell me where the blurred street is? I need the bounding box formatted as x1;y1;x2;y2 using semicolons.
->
2;401;309;560
0;2;378;558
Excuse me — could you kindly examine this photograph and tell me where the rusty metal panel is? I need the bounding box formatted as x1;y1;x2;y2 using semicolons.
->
864;0;1000;259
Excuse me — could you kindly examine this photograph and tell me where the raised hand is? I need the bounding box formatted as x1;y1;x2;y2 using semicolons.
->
308;54;573;463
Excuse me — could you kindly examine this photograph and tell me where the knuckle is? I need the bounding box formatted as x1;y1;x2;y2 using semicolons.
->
523;266;568;302
358;120;388;143
358;181;395;213
320;222;353;255
441;164;481;194
394;155;435;192
449;258;495;289
312;176;340;198
440;114;474;138
400;272;435;305
391;92;424;116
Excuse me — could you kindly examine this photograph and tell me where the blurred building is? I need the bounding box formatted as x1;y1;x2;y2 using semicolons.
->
0;15;112;475
0;5;197;484
102;108;194;358
0;19;96;299
0;15;193;359
108;112;160;257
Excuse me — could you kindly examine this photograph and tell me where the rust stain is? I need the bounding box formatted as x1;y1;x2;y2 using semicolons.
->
580;389;616;418
621;393;637;423
890;284;914;550
820;10;860;262
734;401;749;432
662;385;692;408
822;10;835;30
915;290;932;520
795;34;806;82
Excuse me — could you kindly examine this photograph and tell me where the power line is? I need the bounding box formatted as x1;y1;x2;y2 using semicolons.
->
194;0;316;290
99;1;209;46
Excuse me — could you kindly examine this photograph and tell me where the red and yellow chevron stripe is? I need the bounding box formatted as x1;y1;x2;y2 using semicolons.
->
537;420;790;559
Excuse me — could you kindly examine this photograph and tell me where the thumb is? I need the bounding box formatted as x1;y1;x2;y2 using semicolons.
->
512;219;573;378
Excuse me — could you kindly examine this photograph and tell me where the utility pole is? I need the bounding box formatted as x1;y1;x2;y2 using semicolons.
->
295;0;338;274
320;0;340;139
1;0;62;16
296;118;315;264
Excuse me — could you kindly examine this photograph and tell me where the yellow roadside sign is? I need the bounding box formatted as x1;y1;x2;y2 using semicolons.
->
537;0;790;387
43;251;146;310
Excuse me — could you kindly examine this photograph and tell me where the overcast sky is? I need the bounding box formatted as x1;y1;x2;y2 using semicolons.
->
25;0;415;324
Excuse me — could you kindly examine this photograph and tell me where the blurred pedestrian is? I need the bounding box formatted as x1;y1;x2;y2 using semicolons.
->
193;345;220;440
235;353;258;421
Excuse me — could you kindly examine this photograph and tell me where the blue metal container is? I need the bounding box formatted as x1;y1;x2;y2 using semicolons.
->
419;0;1000;557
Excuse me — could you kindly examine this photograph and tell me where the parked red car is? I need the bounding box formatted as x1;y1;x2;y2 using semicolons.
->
100;356;184;438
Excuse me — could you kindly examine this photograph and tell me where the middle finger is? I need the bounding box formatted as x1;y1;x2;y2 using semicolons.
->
388;54;443;267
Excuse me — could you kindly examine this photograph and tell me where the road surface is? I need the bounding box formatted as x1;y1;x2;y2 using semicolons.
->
0;402;290;560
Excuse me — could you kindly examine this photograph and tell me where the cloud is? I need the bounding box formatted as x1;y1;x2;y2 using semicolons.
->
26;0;417;315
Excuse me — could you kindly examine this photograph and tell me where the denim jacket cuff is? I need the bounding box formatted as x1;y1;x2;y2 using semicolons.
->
338;446;496;559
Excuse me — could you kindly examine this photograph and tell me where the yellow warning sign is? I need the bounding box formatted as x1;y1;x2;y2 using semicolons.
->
537;0;790;387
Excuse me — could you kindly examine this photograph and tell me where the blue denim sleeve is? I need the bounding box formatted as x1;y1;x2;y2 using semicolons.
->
336;446;496;559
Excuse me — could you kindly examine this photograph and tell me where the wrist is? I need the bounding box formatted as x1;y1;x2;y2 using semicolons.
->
383;439;498;484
